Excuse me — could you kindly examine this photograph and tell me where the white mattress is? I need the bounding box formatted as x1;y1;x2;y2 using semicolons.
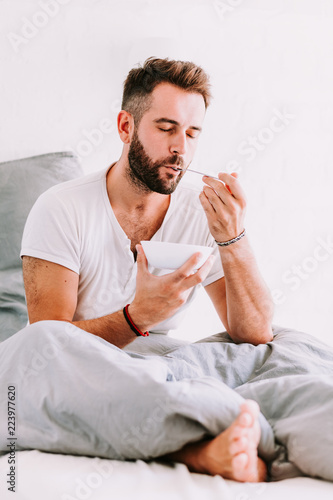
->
1;451;332;500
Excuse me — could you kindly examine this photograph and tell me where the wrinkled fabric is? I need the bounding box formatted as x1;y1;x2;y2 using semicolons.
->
0;321;332;482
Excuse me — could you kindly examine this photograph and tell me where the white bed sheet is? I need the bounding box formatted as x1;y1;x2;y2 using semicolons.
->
1;451;332;500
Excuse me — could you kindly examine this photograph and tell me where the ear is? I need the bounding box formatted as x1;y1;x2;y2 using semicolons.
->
117;110;135;144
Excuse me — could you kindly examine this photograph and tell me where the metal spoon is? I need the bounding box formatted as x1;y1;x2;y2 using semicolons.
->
185;168;220;180
185;168;233;194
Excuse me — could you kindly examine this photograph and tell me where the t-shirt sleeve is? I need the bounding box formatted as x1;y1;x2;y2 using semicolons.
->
20;189;80;274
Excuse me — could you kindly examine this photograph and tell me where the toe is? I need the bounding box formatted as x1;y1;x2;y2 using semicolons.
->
229;435;248;455
241;400;260;418
238;411;253;427
232;452;249;472
238;400;260;428
232;452;261;483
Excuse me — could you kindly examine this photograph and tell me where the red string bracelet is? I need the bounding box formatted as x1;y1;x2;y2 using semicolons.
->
123;304;149;337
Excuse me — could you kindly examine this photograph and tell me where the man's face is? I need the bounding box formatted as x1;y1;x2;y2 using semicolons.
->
127;83;206;195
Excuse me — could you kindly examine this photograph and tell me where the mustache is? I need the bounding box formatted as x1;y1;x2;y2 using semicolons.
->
160;156;185;168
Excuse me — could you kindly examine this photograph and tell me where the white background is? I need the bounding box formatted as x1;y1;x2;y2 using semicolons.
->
1;0;333;345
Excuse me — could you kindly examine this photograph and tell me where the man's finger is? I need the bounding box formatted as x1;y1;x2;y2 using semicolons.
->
136;244;149;275
217;172;246;201
184;254;216;288
170;252;203;282
203;185;233;214
203;176;232;204
199;190;217;215
203;173;245;202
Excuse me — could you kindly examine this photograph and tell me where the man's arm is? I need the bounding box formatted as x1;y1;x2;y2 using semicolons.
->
200;172;274;345
22;249;214;348
22;256;138;348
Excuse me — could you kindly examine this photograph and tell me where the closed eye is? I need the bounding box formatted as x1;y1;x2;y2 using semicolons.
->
159;128;197;139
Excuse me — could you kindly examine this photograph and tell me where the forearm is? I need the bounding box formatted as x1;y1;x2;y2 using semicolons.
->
72;309;138;348
220;236;274;344
23;251;214;349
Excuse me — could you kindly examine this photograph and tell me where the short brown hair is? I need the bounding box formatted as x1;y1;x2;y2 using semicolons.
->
122;57;212;125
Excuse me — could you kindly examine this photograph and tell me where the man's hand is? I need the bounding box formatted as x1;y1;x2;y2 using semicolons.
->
22;249;215;348
199;172;246;243
198;171;273;344
129;244;215;331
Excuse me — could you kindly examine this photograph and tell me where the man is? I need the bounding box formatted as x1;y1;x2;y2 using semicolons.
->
21;57;274;481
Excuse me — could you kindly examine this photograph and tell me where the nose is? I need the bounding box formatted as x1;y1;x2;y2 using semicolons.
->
170;132;186;156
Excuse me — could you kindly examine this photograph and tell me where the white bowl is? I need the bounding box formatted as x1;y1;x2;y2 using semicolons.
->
140;241;214;270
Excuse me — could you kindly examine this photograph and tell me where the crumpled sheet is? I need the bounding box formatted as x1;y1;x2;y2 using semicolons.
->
0;321;332;482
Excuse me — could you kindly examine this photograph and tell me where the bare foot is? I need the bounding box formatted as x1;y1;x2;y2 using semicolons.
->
197;399;267;482
160;399;267;482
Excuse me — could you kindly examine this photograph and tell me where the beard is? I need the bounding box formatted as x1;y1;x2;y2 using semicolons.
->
127;129;186;195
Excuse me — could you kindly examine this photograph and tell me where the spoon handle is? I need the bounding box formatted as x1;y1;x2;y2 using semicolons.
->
186;168;220;180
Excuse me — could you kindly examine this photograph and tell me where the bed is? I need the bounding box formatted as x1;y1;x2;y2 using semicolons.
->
1;450;333;500
0;152;332;499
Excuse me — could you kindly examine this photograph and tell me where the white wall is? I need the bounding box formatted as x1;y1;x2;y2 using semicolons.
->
1;0;333;345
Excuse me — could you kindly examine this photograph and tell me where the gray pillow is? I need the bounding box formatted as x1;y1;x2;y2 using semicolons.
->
0;151;83;341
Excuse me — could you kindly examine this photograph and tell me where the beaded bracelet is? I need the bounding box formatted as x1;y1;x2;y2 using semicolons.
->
215;228;246;247
123;304;149;337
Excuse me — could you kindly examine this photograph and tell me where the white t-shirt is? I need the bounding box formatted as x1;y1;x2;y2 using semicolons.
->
21;166;224;334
